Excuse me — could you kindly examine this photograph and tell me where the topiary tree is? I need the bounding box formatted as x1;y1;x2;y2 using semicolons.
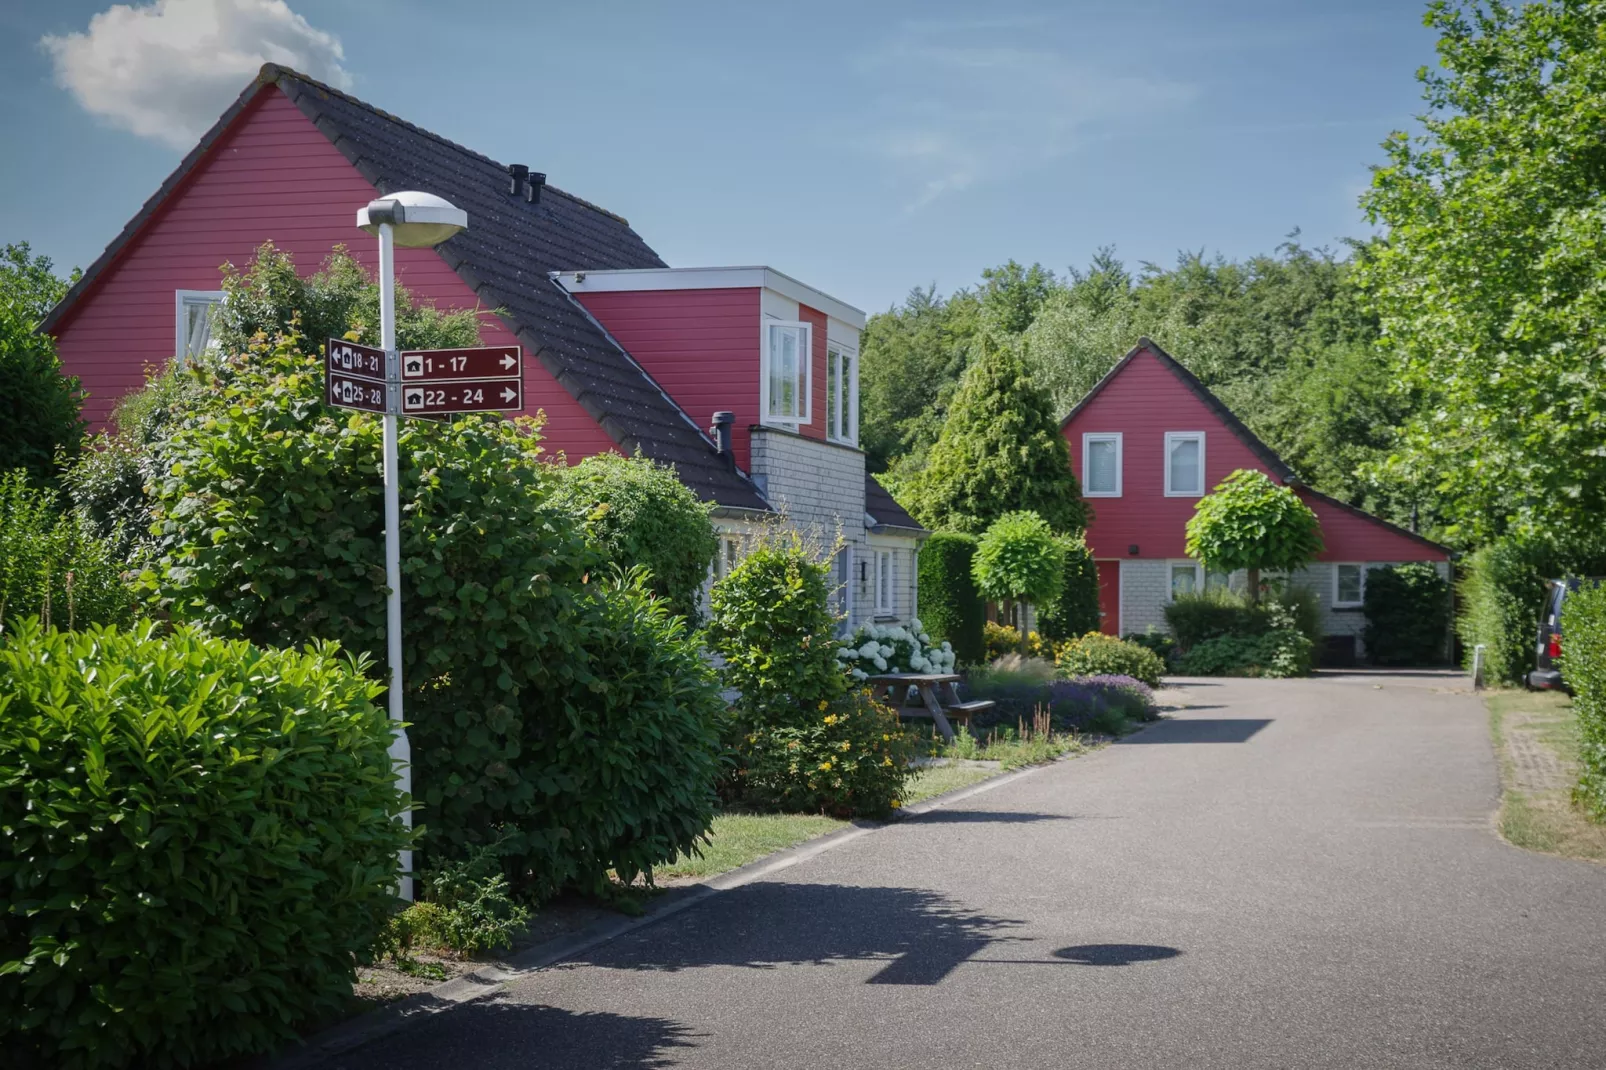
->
547;451;718;619
901;336;1087;536
1;242;83;487
1185;469;1322;604
1038;534;1101;643
916;532;986;665
973;511;1065;653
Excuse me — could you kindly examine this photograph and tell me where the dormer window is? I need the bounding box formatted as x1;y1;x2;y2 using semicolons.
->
762;321;811;426
1165;431;1206;497
826;344;857;444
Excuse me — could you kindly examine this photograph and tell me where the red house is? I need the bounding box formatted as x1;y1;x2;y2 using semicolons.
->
1062;339;1449;663
40;65;924;628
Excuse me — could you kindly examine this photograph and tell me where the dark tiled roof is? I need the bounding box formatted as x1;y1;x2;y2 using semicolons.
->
865;475;926;534
44;64;769;512
1062;337;1296;482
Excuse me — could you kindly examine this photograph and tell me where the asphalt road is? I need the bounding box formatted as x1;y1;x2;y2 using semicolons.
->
328;673;1606;1069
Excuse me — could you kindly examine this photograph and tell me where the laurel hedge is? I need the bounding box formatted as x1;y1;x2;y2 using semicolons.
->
915;532;986;666
1561;583;1606;818
0;620;408;1069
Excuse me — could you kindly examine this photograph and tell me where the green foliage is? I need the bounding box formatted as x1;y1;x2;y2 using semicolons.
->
915;532;985;665
1174;628;1311;678
1164;587;1256;652
1055;633;1166;688
973;511;1064;608
706;531;847;725
734;690;917;818
1037;535;1101;642
0;470;134;633
1359;0;1606;544
548;451;718;619
0;620;408;1069
983;622;1051;662
1362;563;1451;666
141;338;722;899
859;285;982;474
1165;584;1320;664
215;242;483;355
894;339;1086;536
417;846;531;954
1561;583;1606;818
1;242;84;485
1185;470;1322;598
1456;535;1606;685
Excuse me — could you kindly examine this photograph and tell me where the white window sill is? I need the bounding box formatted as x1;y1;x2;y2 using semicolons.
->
1084;490;1122;498
1164;490;1203;498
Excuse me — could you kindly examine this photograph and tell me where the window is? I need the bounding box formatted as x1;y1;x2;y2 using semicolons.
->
762;321;811;425
875;549;893;615
1164;432;1205;497
826;345;857;444
1334;563;1365;607
1082;433;1122;496
715;535;743;579
1169;561;1202;600
175;290;226;366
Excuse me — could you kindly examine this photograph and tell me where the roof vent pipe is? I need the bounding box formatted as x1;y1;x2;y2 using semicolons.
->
527;172;546;204
507;163;528;196
709;411;735;467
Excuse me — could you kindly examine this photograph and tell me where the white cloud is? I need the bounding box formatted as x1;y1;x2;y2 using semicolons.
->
42;0;352;148
855;27;1196;213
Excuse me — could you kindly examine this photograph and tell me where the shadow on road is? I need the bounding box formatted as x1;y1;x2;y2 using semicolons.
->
1120;718;1271;744
1052;943;1182;966
902;809;1073;825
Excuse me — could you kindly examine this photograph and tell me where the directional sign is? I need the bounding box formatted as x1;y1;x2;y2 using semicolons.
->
400;378;523;416
400;345;521;381
326;338;387;382
327;371;389;413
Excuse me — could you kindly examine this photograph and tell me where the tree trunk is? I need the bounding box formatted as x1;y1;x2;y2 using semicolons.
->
1247;566;1261;605
1019;602;1031;655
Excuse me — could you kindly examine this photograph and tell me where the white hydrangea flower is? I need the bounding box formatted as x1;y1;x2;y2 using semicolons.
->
851;668;868;680
910;617;923;633
941;641;953;652
858;642;880;658
919;633;931;644
836;648;857;660
873;656;888;671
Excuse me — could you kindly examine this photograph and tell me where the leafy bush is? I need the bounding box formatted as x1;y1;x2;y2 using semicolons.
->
1;243;83;487
0;620;408;1069
1456;535;1606;685
1173;615;1312;678
1363;562;1451;666
983;621;1051;661
1079;675;1159;722
964;663;1154;734
1055;632;1166;688
1038;535;1101;643
836;618;956;681
1562;583;1606;818
1166;584;1320;662
1123;629;1176;661
142;339;721;900
916;532;985;665
0;470;134;633
735;690;917;818
548;451;718;619
1185;469;1322;599
417;847;531;955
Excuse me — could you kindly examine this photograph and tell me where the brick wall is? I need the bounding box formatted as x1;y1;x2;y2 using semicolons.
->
1119;560;1171;636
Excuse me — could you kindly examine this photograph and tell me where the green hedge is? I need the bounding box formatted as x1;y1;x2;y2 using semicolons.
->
1055;633;1166;688
916;532;985;665
0;620;408;1069
1458;536;1606;685
1561;584;1606;818
0;469;134;633
1038;536;1101;643
1362;562;1450;666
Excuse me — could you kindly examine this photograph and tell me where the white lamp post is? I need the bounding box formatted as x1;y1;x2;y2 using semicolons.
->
356;191;467;901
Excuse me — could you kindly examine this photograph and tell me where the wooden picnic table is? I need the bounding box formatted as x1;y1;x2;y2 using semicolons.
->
864;672;993;743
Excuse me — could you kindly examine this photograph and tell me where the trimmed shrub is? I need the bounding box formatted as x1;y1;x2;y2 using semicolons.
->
1174;628;1311;678
1055;633;1166;688
1362;562;1451;666
1185;469;1322;600
1038;535;1101;643
1123;630;1176;661
916;532;985;665
0;470;135;633
1456;536;1606;685
736;689;917;818
548;452;718;619
0;620;409;1069
1562;583;1606;818
1165;588;1259;652
973;511;1064;653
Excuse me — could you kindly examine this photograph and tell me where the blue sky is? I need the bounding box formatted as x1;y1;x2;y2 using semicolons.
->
0;1;1439;315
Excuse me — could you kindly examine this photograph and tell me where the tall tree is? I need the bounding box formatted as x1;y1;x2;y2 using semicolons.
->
1;242;83;485
1359;0;1606;545
893;336;1086;536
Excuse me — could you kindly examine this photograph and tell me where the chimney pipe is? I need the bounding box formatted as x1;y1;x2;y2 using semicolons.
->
507;163;529;196
527;171;546;204
709;411;735;467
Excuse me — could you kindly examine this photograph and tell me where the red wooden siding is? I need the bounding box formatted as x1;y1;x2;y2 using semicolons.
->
1096;560;1120;634
798;303;827;443
52;86;616;460
576;287;761;468
1301;492;1447;562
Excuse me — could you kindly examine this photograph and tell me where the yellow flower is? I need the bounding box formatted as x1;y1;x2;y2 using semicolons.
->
819;761;833;771
838;741;851;751
890;799;902;808
823;714;838;725
818;700;829;711
882;734;890;741
882;757;893;766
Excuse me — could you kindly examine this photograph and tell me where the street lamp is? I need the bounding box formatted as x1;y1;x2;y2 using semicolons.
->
356;190;467;900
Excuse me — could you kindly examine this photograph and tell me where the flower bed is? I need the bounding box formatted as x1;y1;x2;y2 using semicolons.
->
836;619;957;681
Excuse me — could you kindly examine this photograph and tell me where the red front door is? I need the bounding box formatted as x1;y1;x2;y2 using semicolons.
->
1097;560;1120;635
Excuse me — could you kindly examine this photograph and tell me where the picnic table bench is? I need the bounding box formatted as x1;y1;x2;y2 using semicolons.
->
864;672;994;743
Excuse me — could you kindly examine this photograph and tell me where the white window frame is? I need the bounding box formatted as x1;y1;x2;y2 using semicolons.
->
826;343;858;445
174;289;227;367
760;320;812;427
1081;432;1123;497
1164;431;1206;498
1334;563;1366;608
1168;560;1203;601
874;548;893;616
715;534;743;580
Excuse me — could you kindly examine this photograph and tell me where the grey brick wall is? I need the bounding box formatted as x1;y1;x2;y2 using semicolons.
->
1119;560;1171;637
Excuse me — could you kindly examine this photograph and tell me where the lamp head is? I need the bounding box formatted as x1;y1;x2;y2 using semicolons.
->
357;191;467;248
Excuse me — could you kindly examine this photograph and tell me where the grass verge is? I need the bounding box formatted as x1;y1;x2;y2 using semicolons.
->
1486;688;1606;862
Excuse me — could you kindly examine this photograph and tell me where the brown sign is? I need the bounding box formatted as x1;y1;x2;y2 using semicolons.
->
399;379;524;415
400;345;521;381
327;371;389;413
325;338;386;382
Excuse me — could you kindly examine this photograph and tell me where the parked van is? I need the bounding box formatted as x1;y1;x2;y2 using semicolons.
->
1528;578;1601;691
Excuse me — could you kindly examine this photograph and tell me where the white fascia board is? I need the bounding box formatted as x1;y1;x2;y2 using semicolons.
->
551;266;866;330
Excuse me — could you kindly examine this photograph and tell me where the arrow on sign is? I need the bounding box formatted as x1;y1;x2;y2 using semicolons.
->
500;386;518;403
500;354;517;370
